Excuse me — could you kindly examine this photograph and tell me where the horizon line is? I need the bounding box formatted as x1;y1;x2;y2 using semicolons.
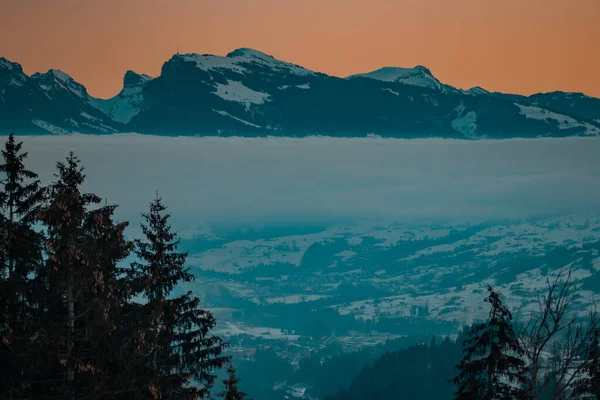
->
1;47;596;101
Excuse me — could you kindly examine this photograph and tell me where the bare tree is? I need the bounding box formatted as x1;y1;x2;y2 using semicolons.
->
518;267;599;400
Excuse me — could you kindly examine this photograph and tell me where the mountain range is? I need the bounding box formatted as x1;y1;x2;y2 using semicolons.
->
1;48;600;138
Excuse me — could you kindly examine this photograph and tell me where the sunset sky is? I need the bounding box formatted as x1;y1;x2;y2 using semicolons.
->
1;0;599;99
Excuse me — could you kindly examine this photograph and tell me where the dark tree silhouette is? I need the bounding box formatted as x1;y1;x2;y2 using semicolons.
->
325;338;462;400
0;133;45;274
0;133;46;398
131;195;229;399
218;364;249;400
453;285;527;400
37;152;132;399
0;137;233;399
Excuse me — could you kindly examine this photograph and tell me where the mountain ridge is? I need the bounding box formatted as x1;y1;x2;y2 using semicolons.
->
1;50;599;138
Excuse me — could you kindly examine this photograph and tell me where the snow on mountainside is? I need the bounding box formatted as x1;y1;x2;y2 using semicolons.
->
213;80;271;110
0;57;27;99
464;86;490;96
347;66;443;90
179;48;315;77
0;60;122;135
188;214;600;336
1;48;600;138
31;119;70;135
0;57;18;71
527;91;600;122
32;69;87;99
212;109;262;128
516;103;600;135
451;103;478;138
90;71;153;123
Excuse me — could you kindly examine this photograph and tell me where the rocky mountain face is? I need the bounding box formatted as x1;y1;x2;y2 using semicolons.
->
1;49;599;138
0;58;123;134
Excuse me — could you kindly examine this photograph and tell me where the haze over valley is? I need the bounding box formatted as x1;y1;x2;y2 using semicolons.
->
15;133;600;399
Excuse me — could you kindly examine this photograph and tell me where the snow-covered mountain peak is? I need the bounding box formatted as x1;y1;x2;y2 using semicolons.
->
2;52;599;137
226;47;274;61
0;58;27;89
412;65;433;75
174;52;248;75
88;70;152;125
465;86;490;96
238;50;313;76
172;48;314;77
0;57;23;73
228;48;314;76
347;66;442;90
48;69;72;83
31;69;87;99
123;70;153;87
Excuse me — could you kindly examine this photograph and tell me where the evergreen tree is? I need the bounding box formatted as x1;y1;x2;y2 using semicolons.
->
0;133;45;275
79;198;135;398
452;285;527;400
131;195;229;399
0;133;46;398
36;152;132;399
218;364;248;400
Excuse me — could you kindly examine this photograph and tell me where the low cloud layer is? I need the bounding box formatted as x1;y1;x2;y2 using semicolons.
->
19;134;600;235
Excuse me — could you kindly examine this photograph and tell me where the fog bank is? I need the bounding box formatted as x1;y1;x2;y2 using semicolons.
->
20;134;600;235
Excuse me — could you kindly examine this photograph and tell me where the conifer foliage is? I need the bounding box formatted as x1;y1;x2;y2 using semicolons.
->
0;134;230;399
130;195;229;399
453;285;527;400
37;152;133;398
0;133;45;398
218;364;248;400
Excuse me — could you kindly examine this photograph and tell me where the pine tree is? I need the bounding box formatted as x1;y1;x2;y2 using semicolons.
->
218;364;248;400
80;198;135;397
0;133;45;275
36;152;133;399
131;195;229;399
0;133;46;398
452;285;527;400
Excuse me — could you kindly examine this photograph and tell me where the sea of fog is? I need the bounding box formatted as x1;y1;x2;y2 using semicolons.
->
19;134;600;237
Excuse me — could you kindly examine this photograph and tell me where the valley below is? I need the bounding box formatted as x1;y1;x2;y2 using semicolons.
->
183;215;600;399
14;134;600;399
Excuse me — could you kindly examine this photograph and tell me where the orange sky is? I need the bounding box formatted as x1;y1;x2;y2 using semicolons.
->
1;0;599;99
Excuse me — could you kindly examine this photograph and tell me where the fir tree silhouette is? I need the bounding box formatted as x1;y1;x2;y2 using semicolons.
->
131;194;229;399
37;152;132;398
0;133;45;398
218;364;249;400
452;285;527;400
